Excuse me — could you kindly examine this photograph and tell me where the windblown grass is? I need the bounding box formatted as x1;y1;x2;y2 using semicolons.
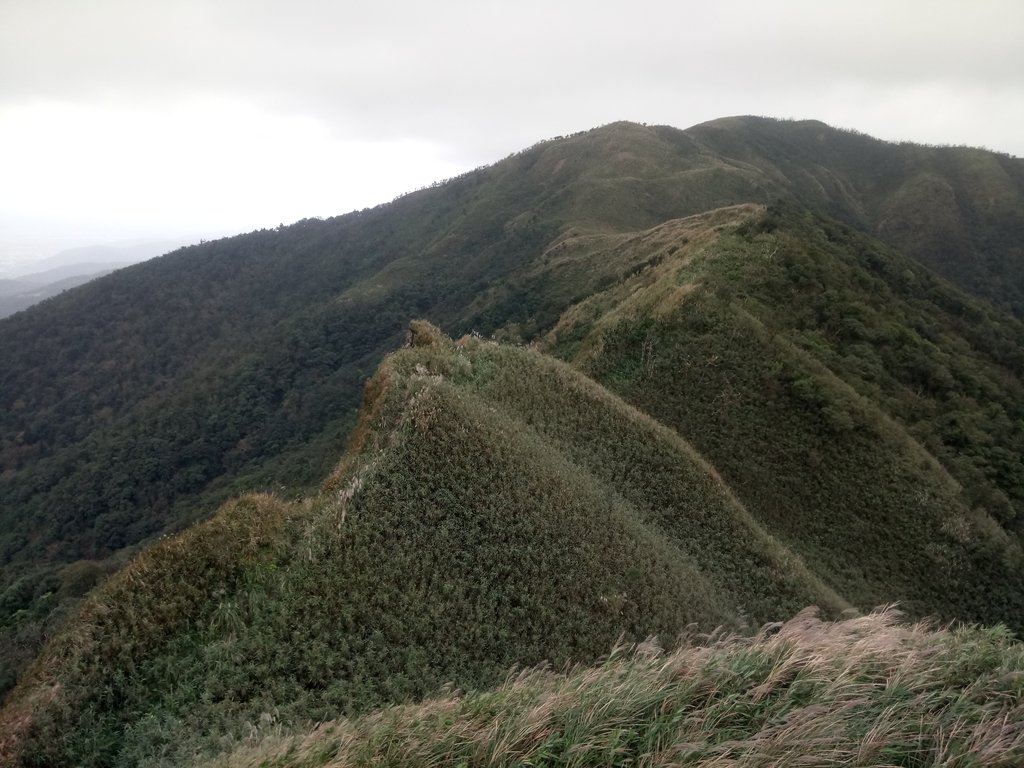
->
208;606;1024;768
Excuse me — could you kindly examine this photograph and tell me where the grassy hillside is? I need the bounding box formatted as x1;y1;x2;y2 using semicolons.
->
206;608;1024;768
0;121;777;692
0;126;687;692
3;117;1023;695
544;204;1024;630
0;325;845;767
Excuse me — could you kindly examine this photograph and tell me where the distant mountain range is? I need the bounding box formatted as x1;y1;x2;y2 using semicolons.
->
0;265;123;319
0;239;189;318
2;117;1023;767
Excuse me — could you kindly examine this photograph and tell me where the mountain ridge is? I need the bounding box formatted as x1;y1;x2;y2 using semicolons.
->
541;203;1024;627
0;320;850;765
2;118;1024;761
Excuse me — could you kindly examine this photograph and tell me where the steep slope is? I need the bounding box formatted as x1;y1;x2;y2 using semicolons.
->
0;325;845;767
544;204;1024;630
3;117;1024;694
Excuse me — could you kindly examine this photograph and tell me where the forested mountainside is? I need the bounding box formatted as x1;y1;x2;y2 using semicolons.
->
2;118;1024;764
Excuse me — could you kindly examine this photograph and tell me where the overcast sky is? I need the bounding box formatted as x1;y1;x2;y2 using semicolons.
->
1;0;1022;274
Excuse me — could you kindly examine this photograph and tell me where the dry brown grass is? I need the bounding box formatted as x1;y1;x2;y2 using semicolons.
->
208;606;1024;768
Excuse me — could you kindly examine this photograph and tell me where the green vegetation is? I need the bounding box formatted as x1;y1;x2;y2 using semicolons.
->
545;204;1024;630
686;117;1024;313
3;118;1023;692
3;118;1024;766
0;326;844;766
208;607;1024;767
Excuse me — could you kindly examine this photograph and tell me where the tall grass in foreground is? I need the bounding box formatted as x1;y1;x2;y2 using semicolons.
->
210;607;1024;768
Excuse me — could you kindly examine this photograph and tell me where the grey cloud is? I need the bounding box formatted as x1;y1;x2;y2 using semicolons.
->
2;0;1023;160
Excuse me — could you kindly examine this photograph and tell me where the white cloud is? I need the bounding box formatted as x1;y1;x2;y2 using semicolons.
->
0;99;464;257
